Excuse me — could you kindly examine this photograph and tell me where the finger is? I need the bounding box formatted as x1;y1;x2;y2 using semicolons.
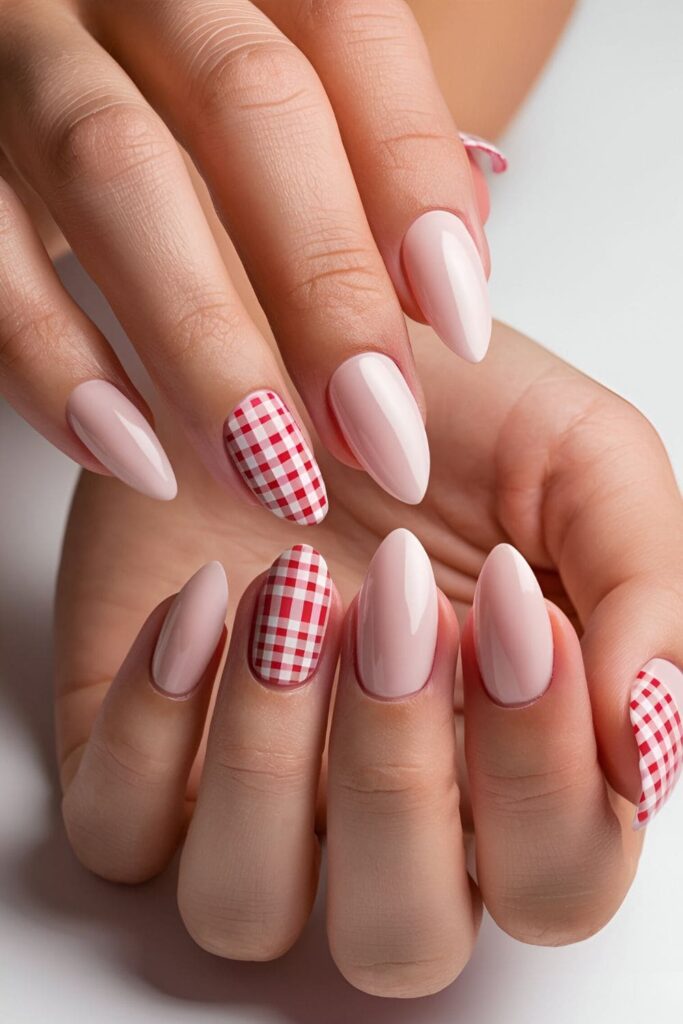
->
463;544;640;945
327;530;478;999
260;0;492;362
90;0;431;505
178;545;342;961
0;175;176;499
60;562;228;883
540;395;683;828
0;5;328;524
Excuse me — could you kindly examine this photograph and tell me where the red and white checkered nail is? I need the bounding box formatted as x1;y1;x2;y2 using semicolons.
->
630;658;683;829
251;545;332;685
224;391;328;526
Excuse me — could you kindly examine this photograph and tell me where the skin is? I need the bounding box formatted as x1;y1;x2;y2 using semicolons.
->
7;0;680;1001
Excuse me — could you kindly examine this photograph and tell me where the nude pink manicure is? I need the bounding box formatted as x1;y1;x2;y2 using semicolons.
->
66;380;177;501
329;353;430;505
356;529;438;699
402;210;491;363
474;544;553;706
152;562;228;698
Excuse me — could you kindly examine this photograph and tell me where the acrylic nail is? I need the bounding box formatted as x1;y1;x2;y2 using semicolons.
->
474;543;553;706
152;561;228;698
402;210;491;363
356;528;438;699
224;390;328;526
329;353;430;505
251;545;332;685
630;658;683;829
66;380;177;501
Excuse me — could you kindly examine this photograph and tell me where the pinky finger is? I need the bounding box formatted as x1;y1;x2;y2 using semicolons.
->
60;562;228;884
0;175;176;500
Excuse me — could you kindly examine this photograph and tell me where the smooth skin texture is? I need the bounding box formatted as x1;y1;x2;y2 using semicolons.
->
55;318;682;997
0;0;516;508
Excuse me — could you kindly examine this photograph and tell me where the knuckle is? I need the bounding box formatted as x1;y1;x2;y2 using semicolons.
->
335;758;456;815
164;295;246;373
211;743;311;797
46;101;173;191
189;33;316;129
0;307;70;375
297;0;411;33
336;947;467;999
178;885;298;961
474;758;593;821
283;227;385;313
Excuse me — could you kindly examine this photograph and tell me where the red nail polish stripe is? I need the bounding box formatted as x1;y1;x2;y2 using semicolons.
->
251;545;332;685
459;131;508;173
630;667;683;829
224;391;328;526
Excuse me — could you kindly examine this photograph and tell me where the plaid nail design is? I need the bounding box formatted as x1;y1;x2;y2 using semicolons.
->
630;660;683;829
251;545;332;685
459;130;508;174
224;391;328;526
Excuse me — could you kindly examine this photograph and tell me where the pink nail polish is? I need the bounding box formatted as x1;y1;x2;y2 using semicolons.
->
474;544;553;706
251;545;332;686
66;380;177;501
630;658;683;829
402;210;491;363
224;390;328;526
356;529;438;699
152;562;228;697
329;353;430;505
458;131;508;174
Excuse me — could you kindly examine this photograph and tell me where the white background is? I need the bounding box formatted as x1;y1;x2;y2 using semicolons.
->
1;1;681;1021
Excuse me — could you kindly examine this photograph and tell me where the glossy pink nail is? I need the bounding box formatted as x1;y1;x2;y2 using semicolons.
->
66;380;177;500
152;562;228;697
356;529;438;699
329;353;430;505
403;210;491;363
630;658;683;829
474;544;553;706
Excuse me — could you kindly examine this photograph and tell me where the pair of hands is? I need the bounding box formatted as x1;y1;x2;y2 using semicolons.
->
56;318;683;998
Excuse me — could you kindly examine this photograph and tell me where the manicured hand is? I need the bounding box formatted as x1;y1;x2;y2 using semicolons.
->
0;0;502;513
55;318;682;997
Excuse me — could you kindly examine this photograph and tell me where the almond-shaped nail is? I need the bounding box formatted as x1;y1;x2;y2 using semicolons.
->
356;528;438;699
251;545;332;685
329;353;430;505
403;210;491;363
630;658;683;829
224;390;328;526
66;380;177;500
152;562;228;697
474;544;553;706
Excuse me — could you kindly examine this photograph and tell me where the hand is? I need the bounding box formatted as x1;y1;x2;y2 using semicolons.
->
55;320;682;997
0;0;503;516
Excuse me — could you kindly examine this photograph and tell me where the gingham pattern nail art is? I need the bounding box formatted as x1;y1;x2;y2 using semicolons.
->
630;659;683;829
251;545;332;685
224;391;328;526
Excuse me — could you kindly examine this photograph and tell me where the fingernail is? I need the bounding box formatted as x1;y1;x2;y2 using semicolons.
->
224;390;328;526
402;210;491;363
152;562;228;697
251;545;332;685
356;528;438;699
474;544;553;706
630;658;683;829
66;380;177;501
329;353;430;505
459;131;509;174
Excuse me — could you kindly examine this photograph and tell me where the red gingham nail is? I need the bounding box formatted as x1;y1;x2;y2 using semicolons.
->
251;545;332;686
459;130;508;173
224;391;328;526
630;658;683;829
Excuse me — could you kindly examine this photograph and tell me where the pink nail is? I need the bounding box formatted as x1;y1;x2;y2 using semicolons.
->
630;658;683;829
66;380;177;501
402;210;491;363
152;562;228;697
329;353;430;505
356;529;438;699
251;545;332;686
224;390;328;526
474;544;553;706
